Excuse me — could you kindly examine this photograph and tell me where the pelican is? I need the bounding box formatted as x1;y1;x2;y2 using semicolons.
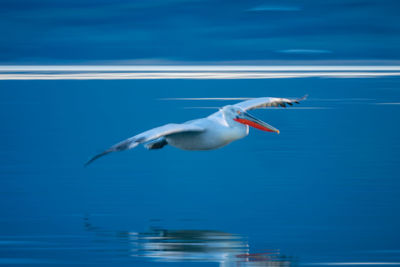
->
85;95;307;166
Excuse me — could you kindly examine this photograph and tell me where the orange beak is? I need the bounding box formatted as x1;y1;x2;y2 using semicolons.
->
234;111;280;134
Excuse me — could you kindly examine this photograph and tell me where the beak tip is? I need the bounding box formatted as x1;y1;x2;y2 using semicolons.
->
277;130;280;134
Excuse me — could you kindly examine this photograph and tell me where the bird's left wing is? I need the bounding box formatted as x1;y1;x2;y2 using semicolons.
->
85;123;204;166
234;95;307;111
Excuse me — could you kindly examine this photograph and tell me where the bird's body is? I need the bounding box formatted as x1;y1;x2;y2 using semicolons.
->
166;114;249;151
85;95;307;166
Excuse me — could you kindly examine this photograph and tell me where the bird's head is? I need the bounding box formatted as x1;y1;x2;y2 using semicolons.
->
220;105;280;134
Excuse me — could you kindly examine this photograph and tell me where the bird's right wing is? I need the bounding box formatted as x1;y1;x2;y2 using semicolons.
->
234;95;307;111
85;123;204;166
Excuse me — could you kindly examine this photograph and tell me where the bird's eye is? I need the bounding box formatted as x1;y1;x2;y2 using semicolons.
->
237;111;241;114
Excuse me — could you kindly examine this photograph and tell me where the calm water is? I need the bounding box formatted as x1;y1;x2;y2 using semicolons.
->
0;77;400;266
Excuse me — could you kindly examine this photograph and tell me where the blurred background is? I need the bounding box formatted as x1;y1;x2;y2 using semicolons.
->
1;0;400;64
0;0;400;266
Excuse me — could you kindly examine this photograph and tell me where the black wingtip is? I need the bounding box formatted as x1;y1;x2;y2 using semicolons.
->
294;94;308;105
84;150;112;167
301;94;308;101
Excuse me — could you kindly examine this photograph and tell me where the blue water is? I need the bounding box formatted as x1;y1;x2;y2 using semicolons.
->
1;78;400;266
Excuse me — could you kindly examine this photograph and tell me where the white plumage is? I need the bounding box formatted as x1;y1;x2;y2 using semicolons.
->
85;95;307;166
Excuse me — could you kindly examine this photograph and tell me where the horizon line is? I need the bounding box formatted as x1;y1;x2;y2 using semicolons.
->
1;65;400;72
0;72;399;80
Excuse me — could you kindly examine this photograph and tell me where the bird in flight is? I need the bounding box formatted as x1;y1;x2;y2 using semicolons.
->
85;96;307;166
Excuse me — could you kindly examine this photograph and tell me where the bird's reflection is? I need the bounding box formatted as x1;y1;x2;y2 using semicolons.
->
84;216;294;266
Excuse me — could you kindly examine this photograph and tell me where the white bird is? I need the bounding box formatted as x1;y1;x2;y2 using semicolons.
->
85;95;307;166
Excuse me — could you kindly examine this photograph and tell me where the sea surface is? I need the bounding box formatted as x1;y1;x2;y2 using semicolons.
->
0;77;399;266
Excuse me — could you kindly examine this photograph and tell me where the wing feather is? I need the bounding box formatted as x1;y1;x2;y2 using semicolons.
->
85;123;204;166
234;95;307;111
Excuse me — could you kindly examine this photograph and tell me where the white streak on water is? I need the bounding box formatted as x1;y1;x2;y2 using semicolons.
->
1;65;400;80
305;263;400;266
161;98;252;100
261;107;333;110
162;97;373;102
0;72;400;80
182;106;332;110
2;66;400;71
182;107;221;109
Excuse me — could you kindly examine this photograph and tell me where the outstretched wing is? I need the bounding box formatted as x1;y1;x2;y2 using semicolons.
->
85;123;204;166
234;95;307;111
